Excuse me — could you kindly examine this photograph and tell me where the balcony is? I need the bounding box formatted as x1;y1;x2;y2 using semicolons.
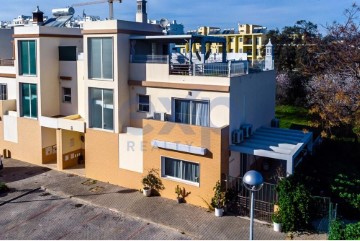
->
0;59;14;66
39;114;86;133
130;54;248;77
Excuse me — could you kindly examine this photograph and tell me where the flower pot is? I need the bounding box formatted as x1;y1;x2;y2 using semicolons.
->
177;197;183;204
215;208;224;217
273;222;282;232
143;187;151;197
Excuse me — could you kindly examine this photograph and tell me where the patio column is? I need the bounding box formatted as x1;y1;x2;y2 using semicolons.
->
189;39;193;64
286;157;293;176
201;39;206;64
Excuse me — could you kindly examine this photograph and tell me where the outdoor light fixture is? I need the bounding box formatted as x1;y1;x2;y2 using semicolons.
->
243;170;264;240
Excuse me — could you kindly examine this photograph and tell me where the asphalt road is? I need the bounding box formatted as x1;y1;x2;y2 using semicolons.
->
0;189;191;240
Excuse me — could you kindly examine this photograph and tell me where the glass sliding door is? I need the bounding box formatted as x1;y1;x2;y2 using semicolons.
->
19;40;36;76
88;37;113;80
89;88;114;130
20;83;37;118
174;99;209;127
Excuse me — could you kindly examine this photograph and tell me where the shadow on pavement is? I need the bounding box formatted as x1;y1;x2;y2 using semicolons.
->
0;165;51;183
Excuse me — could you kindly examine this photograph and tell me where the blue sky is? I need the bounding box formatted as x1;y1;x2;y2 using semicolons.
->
1;0;357;32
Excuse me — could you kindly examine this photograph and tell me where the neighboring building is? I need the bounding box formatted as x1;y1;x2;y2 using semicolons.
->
0;3;312;212
182;24;267;63
148;19;185;35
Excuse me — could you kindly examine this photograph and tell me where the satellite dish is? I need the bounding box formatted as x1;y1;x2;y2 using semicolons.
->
159;18;169;28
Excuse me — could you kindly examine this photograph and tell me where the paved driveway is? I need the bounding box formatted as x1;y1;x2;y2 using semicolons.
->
0;189;190;240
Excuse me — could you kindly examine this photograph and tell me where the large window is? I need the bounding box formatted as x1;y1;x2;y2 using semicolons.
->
59;46;77;61
89;88;114;130
174;99;209;127
138;94;149;112
20;83;37;118
88;38;113;80
162;157;200;184
19;40;36;75
0;84;7;100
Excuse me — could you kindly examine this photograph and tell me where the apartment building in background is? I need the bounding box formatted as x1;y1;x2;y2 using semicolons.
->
181;24;267;63
0;2;312;210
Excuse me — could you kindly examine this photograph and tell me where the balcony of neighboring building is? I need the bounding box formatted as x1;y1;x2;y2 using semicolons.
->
129;34;249;87
39;114;86;133
0;59;15;78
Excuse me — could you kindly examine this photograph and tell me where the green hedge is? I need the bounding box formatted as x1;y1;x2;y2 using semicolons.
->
329;220;360;240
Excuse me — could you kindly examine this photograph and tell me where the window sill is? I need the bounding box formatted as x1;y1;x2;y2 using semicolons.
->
19;74;37;77
89;127;114;133
88;78;113;81
20;116;38;120
137;110;149;113
162;176;200;187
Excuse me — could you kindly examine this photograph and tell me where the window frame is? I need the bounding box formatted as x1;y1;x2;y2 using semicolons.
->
18;40;37;76
161;156;200;186
20;83;37;119
173;98;210;127
88;37;114;81
0;84;7;100
89;87;114;131
137;94;150;113
62;87;72;103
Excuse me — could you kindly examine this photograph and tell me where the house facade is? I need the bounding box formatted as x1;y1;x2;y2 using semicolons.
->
0;4;312;208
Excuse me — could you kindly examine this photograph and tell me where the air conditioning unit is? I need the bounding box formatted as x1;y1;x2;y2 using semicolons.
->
271;118;280;128
154;112;167;121
241;124;253;138
232;129;244;144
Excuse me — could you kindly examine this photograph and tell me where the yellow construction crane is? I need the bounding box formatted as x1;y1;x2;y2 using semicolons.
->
72;0;122;20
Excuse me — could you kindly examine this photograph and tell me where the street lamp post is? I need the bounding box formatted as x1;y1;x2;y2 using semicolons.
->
243;170;264;240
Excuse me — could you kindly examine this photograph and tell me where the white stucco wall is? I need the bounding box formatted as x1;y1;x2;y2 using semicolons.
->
60;61;78;116
119;127;143;173
229;70;276;133
4;114;18;143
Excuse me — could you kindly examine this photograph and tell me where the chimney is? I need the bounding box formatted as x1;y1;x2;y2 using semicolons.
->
136;0;147;23
32;6;44;26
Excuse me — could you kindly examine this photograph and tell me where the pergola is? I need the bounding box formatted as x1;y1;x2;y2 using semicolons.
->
230;127;313;175
129;34;227;64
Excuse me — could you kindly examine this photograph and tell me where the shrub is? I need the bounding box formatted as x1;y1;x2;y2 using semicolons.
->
328;219;345;240
0;182;9;193
211;181;227;209
344;222;360;240
276;175;312;232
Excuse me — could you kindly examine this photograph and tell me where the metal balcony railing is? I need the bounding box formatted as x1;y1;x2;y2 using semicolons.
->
194;61;248;77
130;55;169;64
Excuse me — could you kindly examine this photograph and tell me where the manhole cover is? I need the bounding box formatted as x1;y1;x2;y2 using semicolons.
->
89;186;104;193
82;179;97;186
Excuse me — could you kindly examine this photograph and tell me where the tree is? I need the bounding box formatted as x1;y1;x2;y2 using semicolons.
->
306;3;360;140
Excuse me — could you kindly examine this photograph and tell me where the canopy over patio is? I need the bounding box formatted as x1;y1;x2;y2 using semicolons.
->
230;127;313;175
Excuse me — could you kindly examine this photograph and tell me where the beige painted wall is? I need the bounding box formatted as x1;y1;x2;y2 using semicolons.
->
142;119;229;208
0;117;42;164
130;86;230;128
41;127;56;148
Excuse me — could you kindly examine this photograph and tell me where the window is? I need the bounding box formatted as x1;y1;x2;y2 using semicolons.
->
162;157;200;184
88;37;113;80
20;83;37;118
0;84;7;100
89;88;114;130
63;87;71;103
59;46;77;61
239;37;243;42
19;40;36;75
138;94;149;112
256;49;259;56
174;99;209;127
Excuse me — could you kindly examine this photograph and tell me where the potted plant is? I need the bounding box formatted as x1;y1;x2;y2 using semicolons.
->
272;212;282;232
175;185;182;203
211;181;227;217
141;169;164;197
175;185;191;203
